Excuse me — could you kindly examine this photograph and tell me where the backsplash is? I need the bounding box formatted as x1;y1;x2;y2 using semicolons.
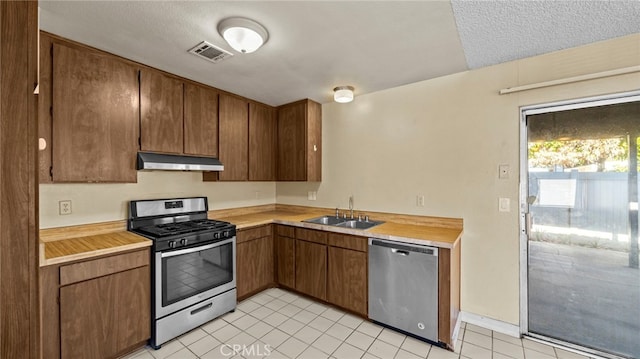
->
39;171;276;229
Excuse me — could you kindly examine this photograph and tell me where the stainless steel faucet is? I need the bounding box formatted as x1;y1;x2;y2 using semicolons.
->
349;195;354;219
335;207;340;218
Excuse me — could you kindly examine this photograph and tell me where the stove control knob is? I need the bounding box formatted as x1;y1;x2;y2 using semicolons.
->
180;238;188;246
168;241;177;249
223;231;229;238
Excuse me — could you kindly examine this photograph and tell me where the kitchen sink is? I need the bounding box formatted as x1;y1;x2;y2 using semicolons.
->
302;216;385;230
334;219;384;230
303;215;348;226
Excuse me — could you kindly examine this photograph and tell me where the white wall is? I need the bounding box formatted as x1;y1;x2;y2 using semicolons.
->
39;171;275;228
276;34;640;325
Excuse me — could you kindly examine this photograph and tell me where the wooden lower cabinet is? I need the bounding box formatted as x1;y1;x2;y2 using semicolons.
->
327;246;367;316
275;226;296;289
60;266;149;358
41;248;151;359
295;239;327;300
237;227;274;299
275;236;296;289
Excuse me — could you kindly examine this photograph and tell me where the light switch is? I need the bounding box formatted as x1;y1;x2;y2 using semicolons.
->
499;197;510;212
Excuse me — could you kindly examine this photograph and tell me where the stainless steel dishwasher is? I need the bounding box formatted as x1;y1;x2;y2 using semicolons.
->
368;238;439;343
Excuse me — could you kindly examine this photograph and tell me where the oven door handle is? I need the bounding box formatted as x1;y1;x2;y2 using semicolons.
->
160;238;234;258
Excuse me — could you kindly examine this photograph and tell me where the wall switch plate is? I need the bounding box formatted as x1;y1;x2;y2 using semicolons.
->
59;200;72;215
416;195;425;207
499;164;510;179
307;191;317;201
499;197;510;212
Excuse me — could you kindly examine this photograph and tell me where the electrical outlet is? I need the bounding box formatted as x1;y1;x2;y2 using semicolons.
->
499;197;510;212
307;191;317;201
59;200;72;215
254;191;260;199
416;195;425;207
499;164;510;179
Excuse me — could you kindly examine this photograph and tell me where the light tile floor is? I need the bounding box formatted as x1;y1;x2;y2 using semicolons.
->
121;288;597;359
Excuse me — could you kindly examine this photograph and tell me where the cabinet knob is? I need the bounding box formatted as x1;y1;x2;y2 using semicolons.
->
313;144;317;152
38;138;47;151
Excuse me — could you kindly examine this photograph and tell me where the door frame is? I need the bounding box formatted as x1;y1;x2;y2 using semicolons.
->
518;90;640;355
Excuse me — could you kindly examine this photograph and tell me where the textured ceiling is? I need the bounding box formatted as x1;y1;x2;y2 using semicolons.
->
39;1;640;106
451;0;640;69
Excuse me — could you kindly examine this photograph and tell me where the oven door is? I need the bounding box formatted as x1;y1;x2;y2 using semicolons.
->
155;237;236;319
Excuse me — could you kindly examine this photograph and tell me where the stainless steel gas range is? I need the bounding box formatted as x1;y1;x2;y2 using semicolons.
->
128;197;236;349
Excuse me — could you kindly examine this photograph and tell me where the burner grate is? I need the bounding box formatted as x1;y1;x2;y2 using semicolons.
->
137;219;231;238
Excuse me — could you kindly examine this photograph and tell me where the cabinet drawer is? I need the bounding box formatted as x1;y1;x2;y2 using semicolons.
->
276;225;295;238
60;249;150;286
238;225;273;244
328;233;367;252
296;228;327;245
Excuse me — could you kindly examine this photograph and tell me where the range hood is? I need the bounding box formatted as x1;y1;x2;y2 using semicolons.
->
137;152;224;171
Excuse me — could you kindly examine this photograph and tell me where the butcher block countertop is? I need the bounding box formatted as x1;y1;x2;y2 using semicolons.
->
214;204;463;249
39;221;151;267
39;204;462;267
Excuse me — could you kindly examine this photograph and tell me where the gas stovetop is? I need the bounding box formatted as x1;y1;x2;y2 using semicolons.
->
136;219;233;238
128;197;236;251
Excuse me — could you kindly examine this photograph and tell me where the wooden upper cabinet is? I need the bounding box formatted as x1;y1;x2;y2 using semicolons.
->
277;99;322;181
140;69;183;154
52;43;139;182
39;34;53;183
249;103;277;181
184;83;218;157
218;94;249;181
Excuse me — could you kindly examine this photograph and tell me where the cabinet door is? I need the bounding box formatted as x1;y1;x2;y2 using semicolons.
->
306;100;322;182
60;267;150;359
328;247;367;316
52;43;139;182
218;94;248;181
60;272;118;358
277;101;306;181
276;235;296;289
184;83;218;157
249;103;277;181
277;99;322;181
237;236;274;298
236;240;255;298
140;69;183;154
257;235;275;288
295;240;327;300
115;266;150;351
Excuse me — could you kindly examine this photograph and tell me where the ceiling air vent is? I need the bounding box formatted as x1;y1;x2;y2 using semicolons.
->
188;41;233;63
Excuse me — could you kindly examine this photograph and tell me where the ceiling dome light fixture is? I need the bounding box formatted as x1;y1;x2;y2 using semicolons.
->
218;17;269;54
333;86;355;103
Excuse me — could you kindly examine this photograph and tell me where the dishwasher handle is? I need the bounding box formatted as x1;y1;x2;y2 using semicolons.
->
369;238;438;256
391;248;410;256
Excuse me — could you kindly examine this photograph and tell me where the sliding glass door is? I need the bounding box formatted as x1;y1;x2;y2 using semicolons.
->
521;92;640;359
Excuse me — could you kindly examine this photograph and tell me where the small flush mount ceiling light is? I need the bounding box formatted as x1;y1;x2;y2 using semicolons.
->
333;86;355;103
217;17;269;54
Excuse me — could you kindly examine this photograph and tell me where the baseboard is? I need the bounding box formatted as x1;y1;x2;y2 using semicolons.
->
459;311;521;338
